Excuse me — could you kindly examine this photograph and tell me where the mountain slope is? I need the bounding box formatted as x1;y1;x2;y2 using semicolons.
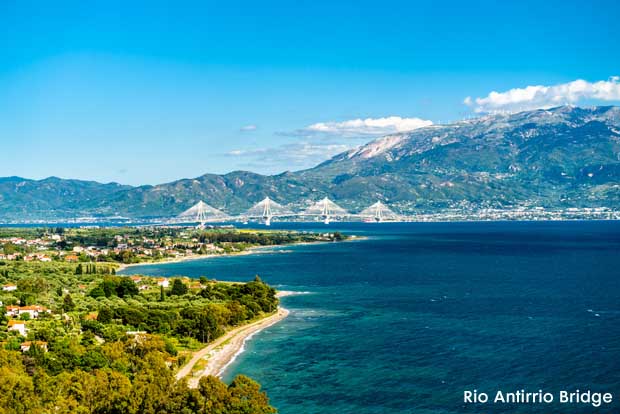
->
299;105;620;211
1;106;619;221
0;176;131;220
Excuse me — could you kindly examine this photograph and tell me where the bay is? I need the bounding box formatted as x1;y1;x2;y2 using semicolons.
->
121;221;620;413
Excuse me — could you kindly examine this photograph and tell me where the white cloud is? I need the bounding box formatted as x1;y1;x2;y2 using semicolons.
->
229;115;434;172
301;116;433;137
240;124;258;132
226;142;351;172
465;77;620;113
226;148;267;156
279;142;351;162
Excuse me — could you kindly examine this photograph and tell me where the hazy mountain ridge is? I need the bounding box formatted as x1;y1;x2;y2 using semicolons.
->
2;106;620;221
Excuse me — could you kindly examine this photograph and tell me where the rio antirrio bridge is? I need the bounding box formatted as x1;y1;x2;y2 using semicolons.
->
172;197;405;227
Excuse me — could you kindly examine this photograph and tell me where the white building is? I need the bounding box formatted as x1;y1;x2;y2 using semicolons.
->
7;320;27;336
156;278;169;288
6;305;50;319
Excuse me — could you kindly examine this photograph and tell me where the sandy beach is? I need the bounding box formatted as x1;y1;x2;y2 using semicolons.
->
176;306;290;388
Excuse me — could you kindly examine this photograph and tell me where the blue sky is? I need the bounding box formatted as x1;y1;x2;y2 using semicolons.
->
1;0;619;185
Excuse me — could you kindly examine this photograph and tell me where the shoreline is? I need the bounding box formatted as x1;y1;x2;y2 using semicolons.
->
176;305;290;388
117;237;363;273
117;244;291;272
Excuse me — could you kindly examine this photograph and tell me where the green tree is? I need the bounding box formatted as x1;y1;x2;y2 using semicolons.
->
102;279;117;297
332;231;345;241
89;286;105;298
17;276;49;296
0;349;40;413
228;375;276;414
62;294;75;312
170;279;188;296
116;278;138;298
97;307;113;324
198;375;230;413
0;306;6;324
2;243;18;255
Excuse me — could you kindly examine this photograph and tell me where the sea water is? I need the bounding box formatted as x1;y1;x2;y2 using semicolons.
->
121;221;620;413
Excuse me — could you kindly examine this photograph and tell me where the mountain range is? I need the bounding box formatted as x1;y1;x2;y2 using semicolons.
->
2;105;619;222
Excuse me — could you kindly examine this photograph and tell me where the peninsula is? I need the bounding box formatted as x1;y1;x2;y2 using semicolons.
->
0;225;346;413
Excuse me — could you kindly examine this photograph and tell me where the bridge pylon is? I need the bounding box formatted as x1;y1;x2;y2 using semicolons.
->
359;201;400;222
304;197;348;224
176;201;229;228
245;197;290;226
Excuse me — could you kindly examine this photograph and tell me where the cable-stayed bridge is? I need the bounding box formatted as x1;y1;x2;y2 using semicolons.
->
172;197;409;227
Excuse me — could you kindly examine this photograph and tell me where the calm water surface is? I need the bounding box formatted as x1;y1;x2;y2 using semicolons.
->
121;221;620;413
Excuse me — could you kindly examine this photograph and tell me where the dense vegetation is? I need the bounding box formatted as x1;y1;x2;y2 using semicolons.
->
0;264;278;413
83;276;277;343
0;339;275;414
0;226;321;413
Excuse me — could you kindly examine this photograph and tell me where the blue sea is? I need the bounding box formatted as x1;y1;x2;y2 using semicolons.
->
121;221;620;413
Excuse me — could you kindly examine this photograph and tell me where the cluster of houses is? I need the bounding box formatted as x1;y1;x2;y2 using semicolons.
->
109;238;224;261
24;253;52;262
0;234;57;261
4;321;48;352
1;233;226;263
5;304;51;319
127;275;206;291
128;275;170;290
5;305;52;352
0;236;57;261
0;252;54;261
69;234;225;262
0;236;57;248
